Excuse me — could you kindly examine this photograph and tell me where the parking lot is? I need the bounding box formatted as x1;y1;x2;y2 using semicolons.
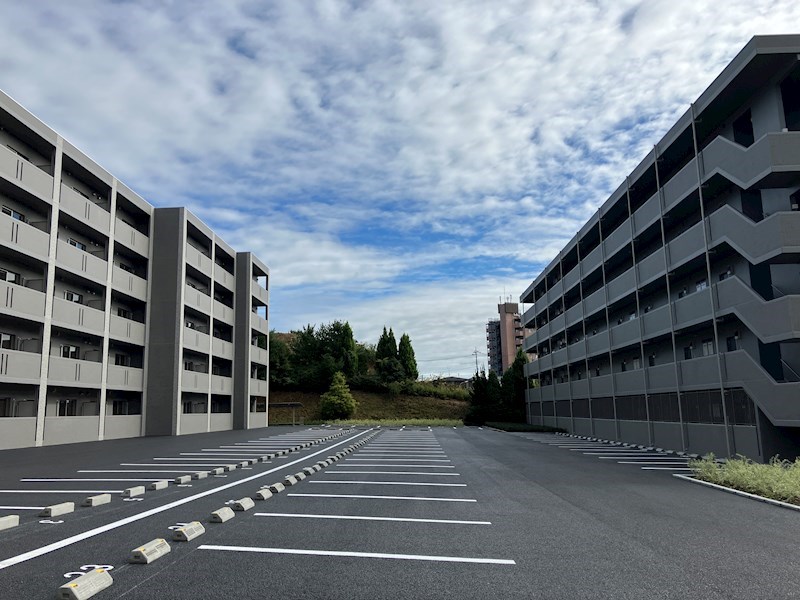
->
1;427;799;599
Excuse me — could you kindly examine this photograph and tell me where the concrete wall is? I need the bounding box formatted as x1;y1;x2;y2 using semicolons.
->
0;418;36;449
43;416;99;445
180;413;208;435
104;415;142;440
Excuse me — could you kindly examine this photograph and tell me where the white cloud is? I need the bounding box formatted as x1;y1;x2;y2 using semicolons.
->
1;1;799;374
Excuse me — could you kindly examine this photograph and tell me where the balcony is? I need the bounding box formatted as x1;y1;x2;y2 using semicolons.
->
636;248;665;286
646;363;676;392
47;355;102;387
250;378;268;396
526;387;541;403
51;297;105;335
549;313;566;337
666;221;705;269
633;192;661;236
106;365;143;390
0;348;41;383
111;265;147;301
59;185;110;235
680;355;720;389
185;244;212;275
606;267;636;304
581;245;602;276
536;353;552;372
56;239;107;284
554;382;571;401
610;318;639;349
673;288;712;329
109;315;146;345
183;326;210;353
546;285;561;307
0;144;53;199
614;370;646;394
211;374;233;395
662;157;698;212
565;304;583;328
563;264;581;293
641;305;671;339
214;262;235;291
114;218;149;257
213;299;234;325
0;211;50;261
569;340;586;362
182;370;209;393
212;337;234;360
184;283;212;314
522;304;536;328
586;332;609;358
589;374;613;396
583;288;605;318
602;218;631;259
522;334;536;353
0;280;46;321
571;379;589;399
251;344;268;365
550;347;568;368
250;311;268;334
251;280;269;305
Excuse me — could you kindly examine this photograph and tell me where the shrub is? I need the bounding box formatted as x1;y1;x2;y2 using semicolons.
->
689;454;800;505
319;372;357;420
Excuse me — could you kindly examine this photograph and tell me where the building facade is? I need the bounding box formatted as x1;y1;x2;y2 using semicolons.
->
0;89;270;449
486;302;526;376
521;35;800;461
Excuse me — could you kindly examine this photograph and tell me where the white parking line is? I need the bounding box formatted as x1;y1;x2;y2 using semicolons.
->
308;481;467;487
337;464;455;468
354;451;446;454
120;463;234;467
0;490;124;494
80;469;236;473
345;459;451;462
287;493;476;502
0;506;44;510
616;462;690;465
199;545;514;565
641;467;694;471
253;513;490;525
327;471;460;476
20;478;168;482
595;455;677;459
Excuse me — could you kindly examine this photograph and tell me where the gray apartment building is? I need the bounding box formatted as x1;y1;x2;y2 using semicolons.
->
0;89;270;449
521;35;800;461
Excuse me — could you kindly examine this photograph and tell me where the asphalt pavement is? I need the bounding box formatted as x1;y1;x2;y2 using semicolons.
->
0;426;798;599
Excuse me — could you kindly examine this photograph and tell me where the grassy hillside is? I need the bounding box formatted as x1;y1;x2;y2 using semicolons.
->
269;389;469;424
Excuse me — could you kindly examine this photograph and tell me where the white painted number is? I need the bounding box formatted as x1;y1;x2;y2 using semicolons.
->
39;519;63;524
64;565;114;578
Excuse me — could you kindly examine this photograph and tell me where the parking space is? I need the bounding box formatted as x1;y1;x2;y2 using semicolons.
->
518;433;695;475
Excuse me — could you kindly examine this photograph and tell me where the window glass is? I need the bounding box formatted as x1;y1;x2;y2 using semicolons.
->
67;238;87;251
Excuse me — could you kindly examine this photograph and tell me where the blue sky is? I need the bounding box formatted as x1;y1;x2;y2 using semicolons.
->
1;1;799;376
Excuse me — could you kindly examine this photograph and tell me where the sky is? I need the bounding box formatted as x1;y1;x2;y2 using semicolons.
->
1;1;799;377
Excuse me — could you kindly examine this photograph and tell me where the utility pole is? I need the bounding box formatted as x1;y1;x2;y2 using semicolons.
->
473;348;479;374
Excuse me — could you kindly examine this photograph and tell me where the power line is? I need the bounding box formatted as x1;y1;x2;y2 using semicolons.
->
417;352;483;363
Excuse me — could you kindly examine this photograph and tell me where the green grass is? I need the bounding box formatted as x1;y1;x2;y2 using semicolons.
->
329;418;463;427
485;421;567;433
689;454;800;505
269;389;468;424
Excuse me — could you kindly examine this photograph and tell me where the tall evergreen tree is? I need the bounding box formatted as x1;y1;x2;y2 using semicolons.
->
386;328;398;358
376;326;392;361
500;348;528;422
398;333;418;381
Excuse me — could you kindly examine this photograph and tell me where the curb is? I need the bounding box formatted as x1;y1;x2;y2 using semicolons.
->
672;474;800;513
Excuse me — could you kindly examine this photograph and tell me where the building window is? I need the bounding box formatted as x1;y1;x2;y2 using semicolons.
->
719;267;733;281
60;345;80;359
632;357;640;370
185;320;195;329
621;361;627;372
628;311;636;321
0;267;21;284
117;307;132;320
67;238;87;251
648;354;656;367
57;399;76;416
118;262;134;274
114;354;130;367
683;346;693;360
727;333;739;352
0;332;16;350
184;360;194;371
2;205;26;222
702;339;714;356
678;287;688;299
64;290;83;303
72;186;90;199
696;279;708;292
594;367;601;377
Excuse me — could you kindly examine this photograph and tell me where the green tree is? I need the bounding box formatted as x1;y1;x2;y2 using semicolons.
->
376;326;398;361
318;321;358;378
269;330;294;387
376;356;405;383
355;343;376;375
319;371;357;420
398;333;418;381
500;349;528;422
289;325;323;390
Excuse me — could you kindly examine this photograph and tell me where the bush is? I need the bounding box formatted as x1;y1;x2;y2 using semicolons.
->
689;454;800;505
319;372;357;420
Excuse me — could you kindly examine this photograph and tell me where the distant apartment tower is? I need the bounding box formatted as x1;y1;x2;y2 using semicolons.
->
521;35;800;460
486;302;524;376
0;89;270;449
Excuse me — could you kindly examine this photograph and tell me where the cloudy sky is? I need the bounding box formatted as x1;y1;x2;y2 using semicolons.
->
1;1;798;376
